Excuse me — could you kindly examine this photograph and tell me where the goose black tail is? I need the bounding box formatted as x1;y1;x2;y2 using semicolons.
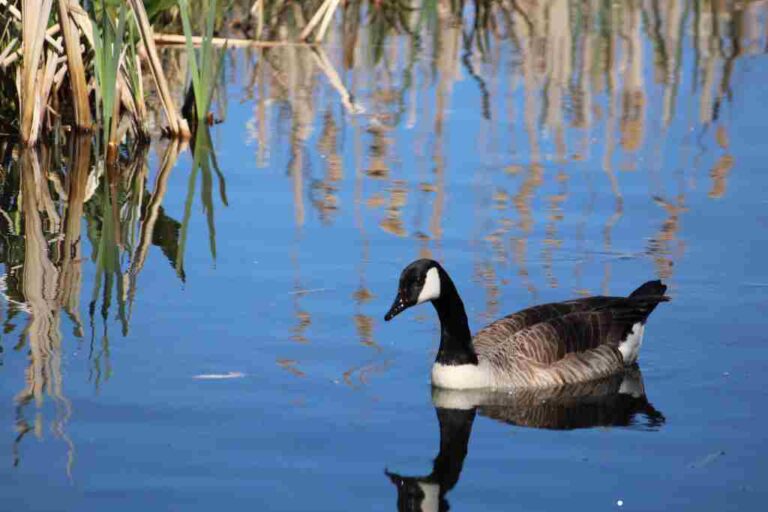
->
627;280;669;320
629;279;667;299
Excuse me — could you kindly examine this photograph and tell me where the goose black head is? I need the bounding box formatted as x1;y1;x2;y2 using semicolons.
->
385;259;442;321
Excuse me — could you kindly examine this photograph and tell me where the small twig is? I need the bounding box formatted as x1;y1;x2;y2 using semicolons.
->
0;38;18;67
153;33;317;47
0;0;20;18
1;52;19;67
287;288;329;295
0;0;63;53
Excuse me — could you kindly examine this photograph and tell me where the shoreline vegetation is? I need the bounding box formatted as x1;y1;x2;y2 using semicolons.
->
2;0;766;149
0;0;337;149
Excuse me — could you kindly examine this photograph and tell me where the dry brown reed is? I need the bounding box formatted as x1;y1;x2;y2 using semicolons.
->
128;0;190;139
19;0;55;145
4;0;196;142
56;0;92;131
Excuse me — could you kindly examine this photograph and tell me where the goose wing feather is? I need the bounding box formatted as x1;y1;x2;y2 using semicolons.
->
474;297;621;356
478;297;619;337
474;296;662;361
473;297;666;386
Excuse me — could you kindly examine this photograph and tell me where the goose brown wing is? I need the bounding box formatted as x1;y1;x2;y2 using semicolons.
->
474;297;661;365
473;296;622;356
476;297;621;338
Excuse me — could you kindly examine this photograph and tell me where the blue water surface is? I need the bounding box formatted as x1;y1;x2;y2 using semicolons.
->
1;3;767;510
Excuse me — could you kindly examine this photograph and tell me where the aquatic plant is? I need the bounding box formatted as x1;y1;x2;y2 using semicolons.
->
57;0;93;131
178;0;224;124
18;0;55;145
91;2;128;160
0;0;191;142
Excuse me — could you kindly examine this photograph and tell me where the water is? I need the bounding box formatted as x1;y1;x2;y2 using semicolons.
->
2;2;768;510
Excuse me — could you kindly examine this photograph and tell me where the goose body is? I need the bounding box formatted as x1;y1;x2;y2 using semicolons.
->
385;259;668;390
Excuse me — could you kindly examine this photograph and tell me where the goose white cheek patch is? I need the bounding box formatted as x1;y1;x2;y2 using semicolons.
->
417;267;441;304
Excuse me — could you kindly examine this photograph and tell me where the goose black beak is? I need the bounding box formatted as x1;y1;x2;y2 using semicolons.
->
384;469;406;487
384;293;410;321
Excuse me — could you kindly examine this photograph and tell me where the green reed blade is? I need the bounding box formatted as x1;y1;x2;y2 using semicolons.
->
178;0;219;119
91;3;127;150
178;0;202;116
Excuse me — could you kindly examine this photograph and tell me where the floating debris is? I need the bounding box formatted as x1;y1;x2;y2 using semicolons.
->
193;372;246;380
689;450;726;469
288;288;329;296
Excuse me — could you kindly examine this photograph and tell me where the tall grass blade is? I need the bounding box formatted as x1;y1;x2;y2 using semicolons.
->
178;0;221;122
91;2;127;155
178;0;202;116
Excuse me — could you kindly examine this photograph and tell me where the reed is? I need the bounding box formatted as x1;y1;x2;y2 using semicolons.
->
91;2;127;162
178;0;223;124
56;0;92;131
128;0;189;138
122;19;149;140
19;0;54;145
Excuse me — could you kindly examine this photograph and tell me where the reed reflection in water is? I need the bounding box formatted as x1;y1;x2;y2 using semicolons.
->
230;0;765;312
0;132;224;472
0;0;765;490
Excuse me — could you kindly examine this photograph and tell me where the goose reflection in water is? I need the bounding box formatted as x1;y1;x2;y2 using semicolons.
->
386;367;663;512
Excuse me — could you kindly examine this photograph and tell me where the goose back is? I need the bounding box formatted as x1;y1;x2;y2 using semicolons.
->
473;290;667;387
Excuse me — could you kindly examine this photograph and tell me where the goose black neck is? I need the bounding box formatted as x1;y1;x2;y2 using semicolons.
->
432;269;478;366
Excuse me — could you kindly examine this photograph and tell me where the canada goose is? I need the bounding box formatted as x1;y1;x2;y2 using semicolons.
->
386;369;664;512
384;259;668;389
